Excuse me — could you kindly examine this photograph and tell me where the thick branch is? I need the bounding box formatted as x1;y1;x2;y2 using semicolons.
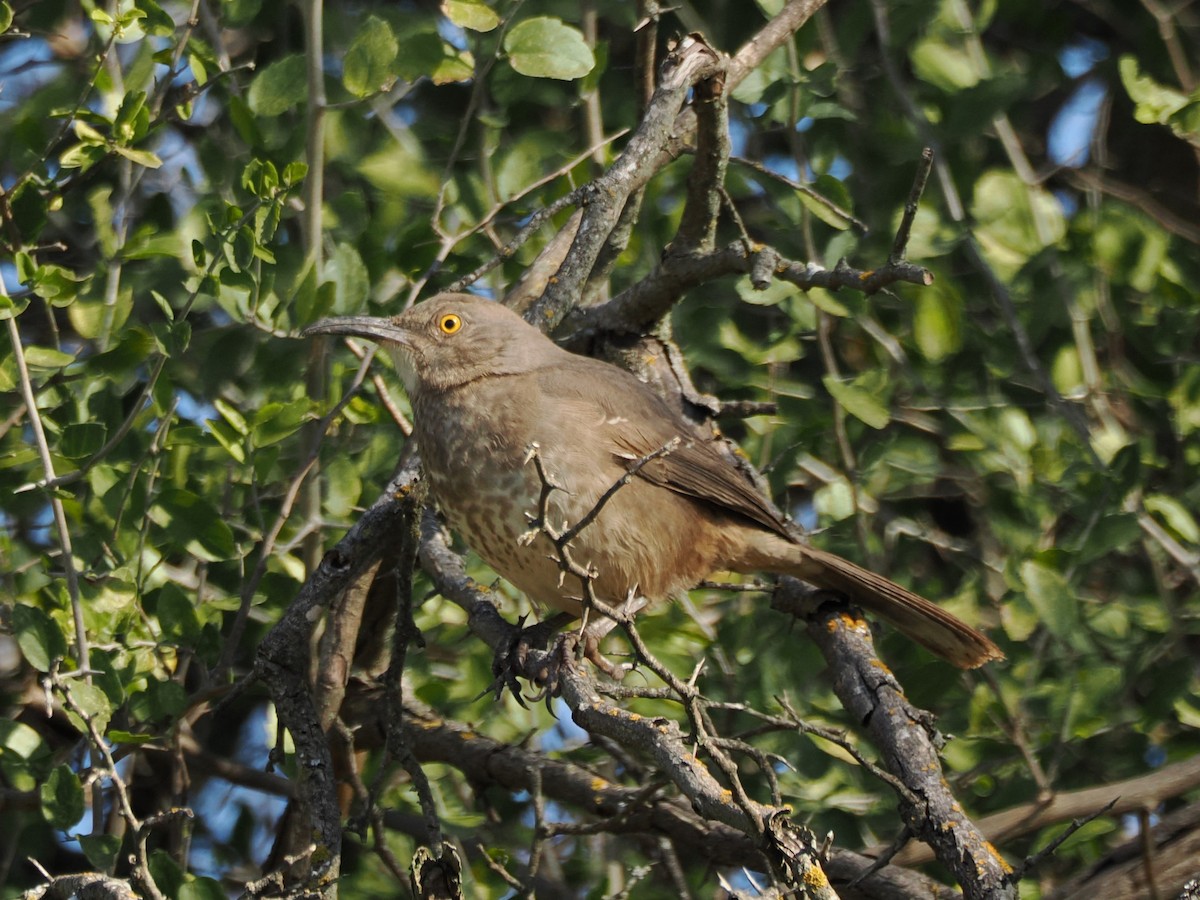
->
563;242;932;338
776;583;1015;900
343;685;960;900
529;35;723;325
253;458;422;890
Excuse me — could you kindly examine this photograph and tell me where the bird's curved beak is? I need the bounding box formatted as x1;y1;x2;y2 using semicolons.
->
302;316;410;347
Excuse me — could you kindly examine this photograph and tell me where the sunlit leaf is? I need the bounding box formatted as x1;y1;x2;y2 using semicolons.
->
821;375;890;429
443;0;499;32
1020;560;1081;643
504;17;594;80
1144;494;1200;544
913;284;962;361
65;681;113;734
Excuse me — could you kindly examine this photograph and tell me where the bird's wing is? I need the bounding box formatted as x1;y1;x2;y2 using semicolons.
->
539;359;792;539
611;424;792;538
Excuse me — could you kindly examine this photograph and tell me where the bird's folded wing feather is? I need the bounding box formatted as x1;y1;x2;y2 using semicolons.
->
611;426;792;538
539;358;793;539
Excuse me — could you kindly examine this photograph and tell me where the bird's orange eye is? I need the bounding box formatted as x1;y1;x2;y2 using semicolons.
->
438;313;463;335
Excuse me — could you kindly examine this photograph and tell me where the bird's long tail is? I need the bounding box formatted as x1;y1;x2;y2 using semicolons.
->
781;545;1004;669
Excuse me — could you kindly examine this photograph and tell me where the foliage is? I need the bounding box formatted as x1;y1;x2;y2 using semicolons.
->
1;0;1198;897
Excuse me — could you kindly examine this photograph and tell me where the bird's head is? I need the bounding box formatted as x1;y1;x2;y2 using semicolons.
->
303;293;560;396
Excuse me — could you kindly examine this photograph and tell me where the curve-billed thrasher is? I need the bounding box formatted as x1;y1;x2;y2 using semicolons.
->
306;293;1002;668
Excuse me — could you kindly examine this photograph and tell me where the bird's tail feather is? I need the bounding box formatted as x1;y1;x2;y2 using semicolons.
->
783;546;1004;669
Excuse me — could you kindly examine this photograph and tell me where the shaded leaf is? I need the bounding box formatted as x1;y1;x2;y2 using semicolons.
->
79;834;123;871
180;879;226;900
40;765;84;830
13;604;68;672
148;487;238;562
327;242;369;314
344;15;398;97
60;422;107;459
248;54;307;115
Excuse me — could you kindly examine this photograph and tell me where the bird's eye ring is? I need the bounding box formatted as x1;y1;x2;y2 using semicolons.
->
438;313;463;335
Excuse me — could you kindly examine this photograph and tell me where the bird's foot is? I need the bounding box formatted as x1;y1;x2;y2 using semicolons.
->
578;627;632;681
487;612;573;706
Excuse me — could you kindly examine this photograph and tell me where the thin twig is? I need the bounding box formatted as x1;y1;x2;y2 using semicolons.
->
889;146;932;264
6;315;88;674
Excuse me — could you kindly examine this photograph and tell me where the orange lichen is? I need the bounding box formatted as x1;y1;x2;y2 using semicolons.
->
804;865;830;888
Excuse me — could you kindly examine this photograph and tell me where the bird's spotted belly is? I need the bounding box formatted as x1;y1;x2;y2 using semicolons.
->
440;471;590;614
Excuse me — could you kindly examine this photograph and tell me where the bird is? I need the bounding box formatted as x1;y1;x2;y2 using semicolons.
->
304;293;1003;669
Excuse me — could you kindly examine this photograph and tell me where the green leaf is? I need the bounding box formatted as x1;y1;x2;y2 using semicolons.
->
79;834;123;871
805;288;850;317
60;422;107;459
253;399;311;446
149;487;238;562
323;455;363;517
136;0;176;36
344;15;399;97
24;345;78;368
187;51;207;86
1144;494;1200;544
248;54;307;115
214;397;249;435
9;175;49;237
66;681;113;734
1020;560;1080;642
112;143;163;168
40;764;85;830
821;375;890;429
13;604;69;672
327;242;369;314
137;677;187;722
913;285;963;361
223;0;260;27
21;261;86;306
282;161;308;186
1119;56;1188;126
799;174;855;230
734;275;796;308
109;730;156;744
148;849;186;899
0;720;50;791
1072;513;1141;565
156;584;202;644
971;170;1065;277
504;17;594;80
58;142;107;171
814;478;856;521
911;39;979;91
180;878;227;900
0;291;30;319
443;0;499;32
73;119;107;145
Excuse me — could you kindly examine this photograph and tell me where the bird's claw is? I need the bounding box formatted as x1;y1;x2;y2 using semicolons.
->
486;613;573;706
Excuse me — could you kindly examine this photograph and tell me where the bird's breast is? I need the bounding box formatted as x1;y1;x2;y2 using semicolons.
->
411;379;738;614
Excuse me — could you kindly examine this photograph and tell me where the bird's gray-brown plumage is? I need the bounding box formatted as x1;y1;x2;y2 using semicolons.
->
305;293;1003;669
